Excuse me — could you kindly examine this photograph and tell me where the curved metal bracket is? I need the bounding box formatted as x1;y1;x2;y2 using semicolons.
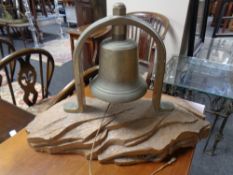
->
65;15;170;113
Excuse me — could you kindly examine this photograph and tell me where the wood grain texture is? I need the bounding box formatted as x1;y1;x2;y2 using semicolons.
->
0;99;34;142
0;87;206;175
0;130;194;175
26;88;210;165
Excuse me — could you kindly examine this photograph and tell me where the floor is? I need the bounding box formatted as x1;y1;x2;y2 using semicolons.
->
190;113;233;175
190;18;233;175
1;16;233;175
3;24;74;96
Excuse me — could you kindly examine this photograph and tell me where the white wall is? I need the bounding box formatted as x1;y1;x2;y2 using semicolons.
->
107;0;190;61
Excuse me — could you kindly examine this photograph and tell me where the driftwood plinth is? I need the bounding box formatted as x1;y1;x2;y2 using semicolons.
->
26;95;210;165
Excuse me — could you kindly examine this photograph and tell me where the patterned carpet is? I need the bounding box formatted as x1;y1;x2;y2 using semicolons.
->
0;81;42;110
0;70;7;86
31;37;72;66
0;37;71;110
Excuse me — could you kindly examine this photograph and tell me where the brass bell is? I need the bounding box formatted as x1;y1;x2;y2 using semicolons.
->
90;3;147;103
64;2;171;113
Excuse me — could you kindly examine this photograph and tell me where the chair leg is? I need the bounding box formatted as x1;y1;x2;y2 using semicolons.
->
203;115;219;153
6;25;14;46
0;26;5;35
19;28;27;48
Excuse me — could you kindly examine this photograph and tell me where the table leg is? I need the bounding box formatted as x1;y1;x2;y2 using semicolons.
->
70;35;75;55
6;25;13;46
212;0;226;37
210;116;229;155
0;26;5;35
206;38;214;59
19;27;27;48
203;115;219;153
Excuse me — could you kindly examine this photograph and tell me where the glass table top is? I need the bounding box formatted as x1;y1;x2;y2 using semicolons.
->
164;56;233;100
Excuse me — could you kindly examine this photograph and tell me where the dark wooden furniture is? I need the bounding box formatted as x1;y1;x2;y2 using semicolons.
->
0;37;16;84
67;25;111;69
27;0;55;18
222;1;233;32
0;21;30;47
27;0;60;42
0;37;15;58
0;86;195;175
68;0;107;69
0;2;30;47
210;0;227;27
127;12;169;86
0;0;62;44
66;0;108;67
0;48;55;107
128;11;169;60
59;0;74;5
0;99;34;143
229;18;233;31
7;22;30;47
74;0;106;27
212;0;233;37
186;0;210;56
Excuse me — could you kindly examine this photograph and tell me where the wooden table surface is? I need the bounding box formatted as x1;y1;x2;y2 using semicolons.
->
0;88;196;175
0;99;34;142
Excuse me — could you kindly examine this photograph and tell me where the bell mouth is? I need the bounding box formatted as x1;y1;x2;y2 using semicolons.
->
90;76;147;103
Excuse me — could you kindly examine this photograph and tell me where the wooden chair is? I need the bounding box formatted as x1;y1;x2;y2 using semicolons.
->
71;11;169;72
27;65;99;114
0;3;30;47
0;48;55;113
127;12;169;87
0;37;16;86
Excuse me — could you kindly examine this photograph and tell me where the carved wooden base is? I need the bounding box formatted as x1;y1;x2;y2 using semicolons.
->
26;95;210;165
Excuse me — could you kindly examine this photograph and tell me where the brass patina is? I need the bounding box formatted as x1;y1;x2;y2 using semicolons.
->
90;3;147;103
64;2;173;113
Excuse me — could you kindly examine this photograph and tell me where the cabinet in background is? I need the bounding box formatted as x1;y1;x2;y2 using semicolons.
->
74;0;106;26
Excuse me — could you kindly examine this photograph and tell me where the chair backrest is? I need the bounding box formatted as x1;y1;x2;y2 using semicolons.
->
0;37;16;85
127;12;169;85
0;48;55;107
127;11;169;62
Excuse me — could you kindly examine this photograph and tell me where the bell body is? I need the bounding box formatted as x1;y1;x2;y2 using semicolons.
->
90;38;147;103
